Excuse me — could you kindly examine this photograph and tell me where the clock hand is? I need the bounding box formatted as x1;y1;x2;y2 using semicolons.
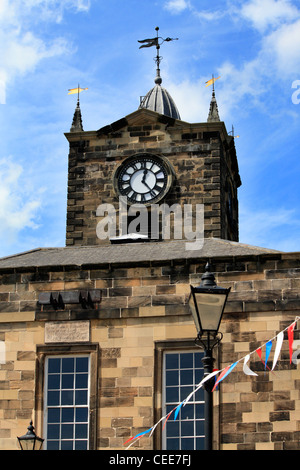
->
142;169;148;184
143;181;152;191
142;169;152;190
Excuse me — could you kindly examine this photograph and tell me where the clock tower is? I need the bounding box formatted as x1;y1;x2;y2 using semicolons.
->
65;31;241;247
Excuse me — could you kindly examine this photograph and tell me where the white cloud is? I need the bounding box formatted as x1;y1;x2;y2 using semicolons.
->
0;158;41;241
263;19;300;75
0;0;91;103
167;78;210;122
164;0;191;14
168;56;267;124
240;0;300;32
239;204;300;250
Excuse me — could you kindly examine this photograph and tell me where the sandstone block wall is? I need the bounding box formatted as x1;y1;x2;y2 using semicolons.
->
65;117;240;246
0;252;299;449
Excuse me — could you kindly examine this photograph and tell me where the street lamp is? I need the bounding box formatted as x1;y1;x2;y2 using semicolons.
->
189;262;230;450
17;421;44;450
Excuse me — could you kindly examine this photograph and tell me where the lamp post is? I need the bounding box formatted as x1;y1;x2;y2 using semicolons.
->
189;263;230;450
17;421;44;450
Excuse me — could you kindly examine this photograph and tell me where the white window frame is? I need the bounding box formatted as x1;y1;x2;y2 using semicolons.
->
162;349;205;450
43;354;90;450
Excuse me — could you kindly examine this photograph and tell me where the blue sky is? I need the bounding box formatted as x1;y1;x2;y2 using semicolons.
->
0;0;300;257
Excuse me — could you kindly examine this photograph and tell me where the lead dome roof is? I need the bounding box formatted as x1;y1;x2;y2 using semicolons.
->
139;74;181;120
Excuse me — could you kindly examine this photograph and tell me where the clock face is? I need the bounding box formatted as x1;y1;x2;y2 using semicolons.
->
114;154;173;205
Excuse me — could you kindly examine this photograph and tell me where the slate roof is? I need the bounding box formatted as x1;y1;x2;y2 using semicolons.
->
0;238;281;270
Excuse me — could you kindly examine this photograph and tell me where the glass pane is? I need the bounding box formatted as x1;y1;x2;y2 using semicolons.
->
166;370;178;386
61;390;74;405
181;438;194;450
75;374;88;389
196;420;205;436
61;424;73;439
180;386;193;401
61;440;73;450
181;421;194;437
62;374;74;389
47;440;59;450
76;408;88;422
47;424;59;439
75;390;87;405
196;437;205;450
180;353;193;369
48;408;60;423
195;404;205;419
48;374;60;390
180;369;193;385
166;354;178;370
48;358;61;374
194;353;203;369
167;438;179;450
75;440;88;450
166;421;179;437
194;293;225;330
62;408;74;423
76;357;89;372
181;404;194;420
195;368;202;384
166;387;178;403
195;387;204;402
48;391;59;406
62;358;74;373
75;424;88;439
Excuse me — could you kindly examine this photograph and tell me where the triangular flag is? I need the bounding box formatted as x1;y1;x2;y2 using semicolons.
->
288;322;296;364
183;369;220;405
123;426;152;445
265;340;273;369
256;347;263;363
212;362;238;392
271;331;284;371
243;354;258;376
174;401;184;421
162;409;175;430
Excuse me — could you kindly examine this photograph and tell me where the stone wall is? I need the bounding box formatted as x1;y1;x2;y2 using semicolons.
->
0;252;299;449
65;114;240;246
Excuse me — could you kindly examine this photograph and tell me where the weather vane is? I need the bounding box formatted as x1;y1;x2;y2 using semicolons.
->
138;27;178;78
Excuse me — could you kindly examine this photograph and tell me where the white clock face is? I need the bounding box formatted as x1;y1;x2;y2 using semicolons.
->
116;155;172;205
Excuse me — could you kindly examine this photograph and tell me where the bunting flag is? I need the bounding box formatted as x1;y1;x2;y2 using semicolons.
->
184;369;220;405
256;347;263;363
212;362;238;392
162;410;174;431
243;354;258;376
265;340;273;369
174;402;184;421
123;426;152;446
123;317;299;448
288;321;296;364
271;331;284;371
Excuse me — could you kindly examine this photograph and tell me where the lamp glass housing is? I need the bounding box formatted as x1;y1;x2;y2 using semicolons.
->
17;421;44;450
189;285;230;337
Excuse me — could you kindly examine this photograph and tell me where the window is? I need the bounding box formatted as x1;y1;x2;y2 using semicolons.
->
162;350;205;450
44;356;90;450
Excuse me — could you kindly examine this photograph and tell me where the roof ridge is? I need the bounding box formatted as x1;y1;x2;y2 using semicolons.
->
0;247;44;262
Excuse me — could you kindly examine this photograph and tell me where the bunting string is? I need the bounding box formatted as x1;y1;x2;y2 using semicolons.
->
124;316;300;449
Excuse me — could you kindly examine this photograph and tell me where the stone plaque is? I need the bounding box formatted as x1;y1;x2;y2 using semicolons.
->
45;321;90;343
